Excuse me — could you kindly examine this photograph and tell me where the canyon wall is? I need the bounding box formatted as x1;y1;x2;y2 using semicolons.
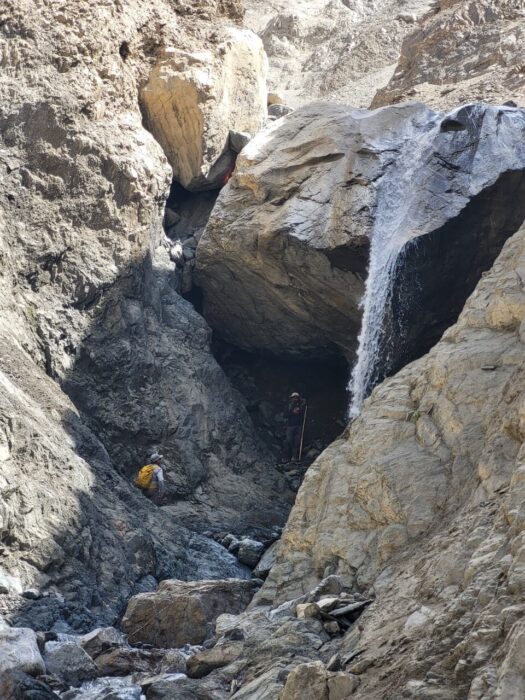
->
2;0;525;697
0;0;289;632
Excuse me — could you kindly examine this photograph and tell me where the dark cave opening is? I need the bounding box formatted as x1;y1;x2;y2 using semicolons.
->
372;168;525;388
212;336;349;463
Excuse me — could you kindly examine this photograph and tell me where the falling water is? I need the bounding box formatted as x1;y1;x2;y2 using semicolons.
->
349;115;442;418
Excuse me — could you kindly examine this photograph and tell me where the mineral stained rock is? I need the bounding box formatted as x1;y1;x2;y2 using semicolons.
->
197;101;525;365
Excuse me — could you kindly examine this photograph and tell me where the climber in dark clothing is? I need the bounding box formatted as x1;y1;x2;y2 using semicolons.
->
283;392;307;462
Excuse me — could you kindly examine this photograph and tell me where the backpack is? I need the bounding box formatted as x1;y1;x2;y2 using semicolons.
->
135;464;156;489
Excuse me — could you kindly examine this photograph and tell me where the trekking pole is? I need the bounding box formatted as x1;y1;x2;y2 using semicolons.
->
298;404;308;461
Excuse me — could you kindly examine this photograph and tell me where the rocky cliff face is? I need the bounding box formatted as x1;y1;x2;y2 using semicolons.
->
257;218;525;697
0;0;290;632
3;0;525;697
373;0;525;109
243;0;434;108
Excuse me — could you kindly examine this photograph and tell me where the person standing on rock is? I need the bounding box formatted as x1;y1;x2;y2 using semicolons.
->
135;453;166;505
283;392;307;463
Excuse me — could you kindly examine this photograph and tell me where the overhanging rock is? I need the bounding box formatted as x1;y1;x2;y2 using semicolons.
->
196;102;525;366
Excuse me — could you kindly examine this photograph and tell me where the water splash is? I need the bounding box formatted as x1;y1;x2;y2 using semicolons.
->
349;115;442;418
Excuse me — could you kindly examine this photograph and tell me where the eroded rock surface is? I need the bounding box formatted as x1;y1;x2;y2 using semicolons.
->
373;0;525;109
0;0;290;631
257;220;525;697
243;0;434;108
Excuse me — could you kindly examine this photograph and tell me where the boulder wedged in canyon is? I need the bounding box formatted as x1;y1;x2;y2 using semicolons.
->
197;101;525;364
373;0;525;110
140;26;268;191
255;220;525;697
3;0;525;696
0;0;290;631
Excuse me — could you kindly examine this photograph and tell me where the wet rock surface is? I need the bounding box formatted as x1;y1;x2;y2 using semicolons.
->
197;101;525;368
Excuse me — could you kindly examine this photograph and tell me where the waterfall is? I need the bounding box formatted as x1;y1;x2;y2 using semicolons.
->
348;115;442;418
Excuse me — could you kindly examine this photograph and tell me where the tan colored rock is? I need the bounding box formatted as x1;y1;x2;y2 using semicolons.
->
140;27;267;190
327;672;360;699
122;578;258;646
280;661;329;700
373;0;525;110
196;102;423;358
296;603;321;619
187;641;244;678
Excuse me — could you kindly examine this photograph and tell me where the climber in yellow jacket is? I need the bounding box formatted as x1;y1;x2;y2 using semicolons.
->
135;452;166;505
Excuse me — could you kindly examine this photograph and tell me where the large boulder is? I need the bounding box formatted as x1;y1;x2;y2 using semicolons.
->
0;627;45;677
197;102;525;369
140;27;267;190
122;578;260;647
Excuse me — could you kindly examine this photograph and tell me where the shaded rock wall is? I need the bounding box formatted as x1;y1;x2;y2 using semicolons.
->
258;219;525;696
0;0;289;626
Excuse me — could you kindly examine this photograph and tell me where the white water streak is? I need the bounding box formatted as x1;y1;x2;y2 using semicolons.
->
349;118;441;418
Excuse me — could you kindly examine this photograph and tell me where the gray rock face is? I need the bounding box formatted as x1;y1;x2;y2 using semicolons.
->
44;641;98;687
197;102;525;372
0;627;45;677
237;538;265;568
256;220;525;696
